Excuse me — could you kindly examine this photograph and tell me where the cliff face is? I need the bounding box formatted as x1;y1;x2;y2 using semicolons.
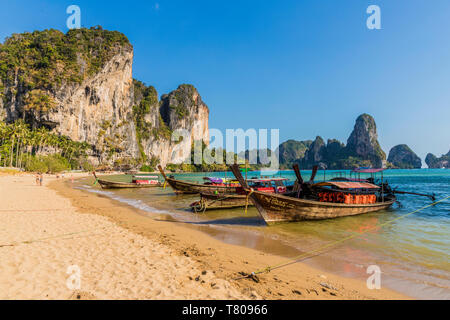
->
388;144;422;169
293;114;385;169
425;150;450;168
0;28;209;167
346;114;386;168
301;136;327;169
277;139;312;168
137;84;209;166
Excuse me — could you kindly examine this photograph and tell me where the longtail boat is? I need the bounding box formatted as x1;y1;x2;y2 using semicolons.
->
157;165;240;194
93;172;162;189
190;177;290;212
229;164;397;224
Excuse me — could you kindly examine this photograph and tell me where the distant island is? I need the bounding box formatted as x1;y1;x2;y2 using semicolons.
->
425;151;450;168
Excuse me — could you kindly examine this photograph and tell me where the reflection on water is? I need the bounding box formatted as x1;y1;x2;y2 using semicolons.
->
79;169;450;299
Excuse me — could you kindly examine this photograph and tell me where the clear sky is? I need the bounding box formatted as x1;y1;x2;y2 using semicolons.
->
1;0;449;163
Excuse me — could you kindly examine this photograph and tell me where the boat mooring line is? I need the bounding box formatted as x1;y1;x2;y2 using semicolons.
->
233;195;450;281
0;229;107;248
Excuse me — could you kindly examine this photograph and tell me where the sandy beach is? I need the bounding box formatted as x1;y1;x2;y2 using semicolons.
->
0;173;408;300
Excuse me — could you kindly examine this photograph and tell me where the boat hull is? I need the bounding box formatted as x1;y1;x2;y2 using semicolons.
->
166;178;239;195
192;193;253;211
97;179;161;189
249;191;395;224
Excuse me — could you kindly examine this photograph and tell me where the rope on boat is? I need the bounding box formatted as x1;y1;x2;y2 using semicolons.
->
193;194;241;214
233;195;450;281
244;190;254;215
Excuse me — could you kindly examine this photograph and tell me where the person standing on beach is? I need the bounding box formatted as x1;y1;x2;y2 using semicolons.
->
39;173;43;186
35;173;40;185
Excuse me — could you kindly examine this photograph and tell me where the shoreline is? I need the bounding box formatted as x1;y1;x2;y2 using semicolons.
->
51;174;408;300
0;172;408;299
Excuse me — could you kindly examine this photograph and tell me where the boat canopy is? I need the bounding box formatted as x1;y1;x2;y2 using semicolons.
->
133;175;158;179
313;181;380;189
352;168;385;173
330;177;368;182
203;177;225;184
247;178;288;182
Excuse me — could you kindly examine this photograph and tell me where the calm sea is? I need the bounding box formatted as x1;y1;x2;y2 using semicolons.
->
77;169;450;299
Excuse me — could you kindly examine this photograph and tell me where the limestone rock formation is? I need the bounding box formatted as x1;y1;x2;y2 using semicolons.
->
301;136;327;169
279;114;386;170
425;150;450;168
0;28;210;167
387;144;422;169
346;114;386;168
136;84;209;166
277;139;312;168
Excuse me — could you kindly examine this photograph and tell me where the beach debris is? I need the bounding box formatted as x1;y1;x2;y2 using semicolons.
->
201;270;207;275
306;288;319;295
237;271;260;283
292;289;302;295
195;276;200;281
320;282;338;291
211;283;220;290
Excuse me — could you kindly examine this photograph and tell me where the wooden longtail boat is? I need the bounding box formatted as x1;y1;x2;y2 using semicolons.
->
157;165;240;194
229;164;396;225
93;172;162;189
191;193;252;212
190;177;290;212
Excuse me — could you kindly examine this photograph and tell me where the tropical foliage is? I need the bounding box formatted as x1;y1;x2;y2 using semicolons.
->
0;26;130;96
0;120;92;173
132;79;172;163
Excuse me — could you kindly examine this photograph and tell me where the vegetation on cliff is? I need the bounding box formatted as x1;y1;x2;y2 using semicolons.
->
0;26;130;97
277;114;387;170
277;139;312;169
387;144;422;169
425;150;450;168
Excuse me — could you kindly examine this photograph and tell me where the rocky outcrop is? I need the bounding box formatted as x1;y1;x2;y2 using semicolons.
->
425;150;450;168
346;114;385;168
137;84;209;166
294;114;385;169
301;136;327;169
387;144;422;169
277;139;312;168
0;28;209;167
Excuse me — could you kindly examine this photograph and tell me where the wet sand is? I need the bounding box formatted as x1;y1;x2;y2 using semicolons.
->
0;173;408;299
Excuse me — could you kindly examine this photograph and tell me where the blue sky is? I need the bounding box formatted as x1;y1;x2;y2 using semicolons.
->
1;0;449;163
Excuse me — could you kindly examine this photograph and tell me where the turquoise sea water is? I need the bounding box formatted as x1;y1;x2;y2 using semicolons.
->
80;169;450;299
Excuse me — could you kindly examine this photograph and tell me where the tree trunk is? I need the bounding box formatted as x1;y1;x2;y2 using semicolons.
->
9;138;15;167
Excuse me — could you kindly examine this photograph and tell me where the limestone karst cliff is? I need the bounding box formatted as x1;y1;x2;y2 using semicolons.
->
425;150;450;168
276;139;312;168
345;114;386;168
133;82;209;166
0;27;209;167
387;144;422;169
289;114;386;169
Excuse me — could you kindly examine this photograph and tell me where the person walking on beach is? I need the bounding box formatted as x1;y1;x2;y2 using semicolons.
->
35;173;40;185
39;173;43;186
